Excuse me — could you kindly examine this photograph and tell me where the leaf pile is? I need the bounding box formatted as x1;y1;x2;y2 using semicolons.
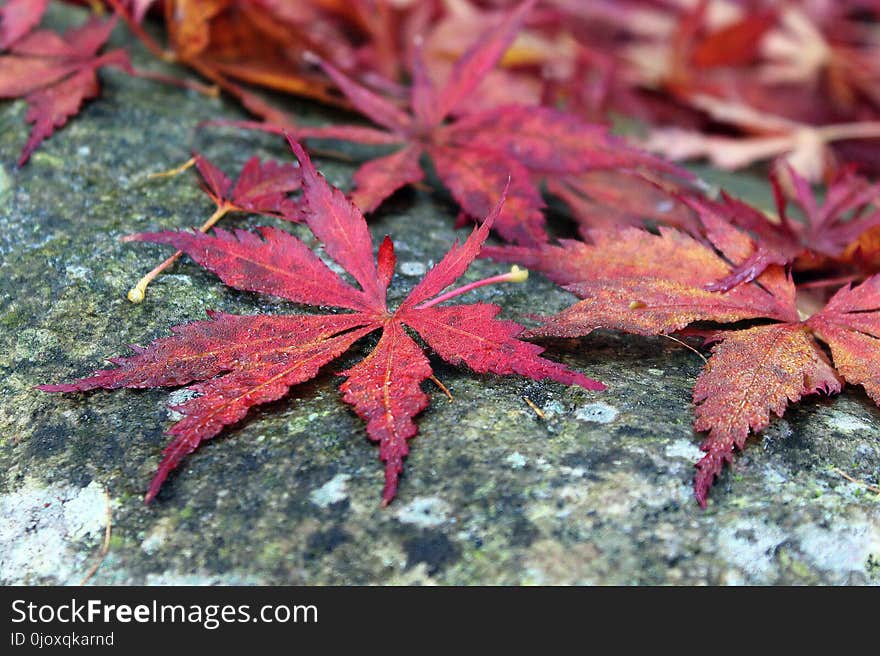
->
231;0;689;246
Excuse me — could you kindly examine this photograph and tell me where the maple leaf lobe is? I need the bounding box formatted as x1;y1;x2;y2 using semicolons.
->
692;324;841;506
0;0;49;50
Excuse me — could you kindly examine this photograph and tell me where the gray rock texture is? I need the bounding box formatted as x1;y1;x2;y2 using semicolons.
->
1;5;878;585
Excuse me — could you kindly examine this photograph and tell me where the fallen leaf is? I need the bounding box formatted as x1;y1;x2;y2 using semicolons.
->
486;213;880;507
41;137;602;505
547;169;698;239
643;94;880;182
127;152;303;303
0;16;131;164
683;161;880;291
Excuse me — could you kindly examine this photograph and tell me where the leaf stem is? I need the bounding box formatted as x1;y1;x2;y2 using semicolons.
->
147;156;196;179
814;121;880;143
523;396;545;419
429;375;454;401
129;68;220;98
415;266;528;310
659;334;708;364
127;204;231;303
104;0;175;62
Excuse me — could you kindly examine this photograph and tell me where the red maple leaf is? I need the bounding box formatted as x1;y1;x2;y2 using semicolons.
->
41;137;603;505
190;152;302;220
0;0;49;50
127;152;302;303
486;211;880;507
683;162;880;292
0;16;131;165
220;0;682;245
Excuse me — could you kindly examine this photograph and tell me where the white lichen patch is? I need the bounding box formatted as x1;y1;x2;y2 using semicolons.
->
0;478;108;584
664;439;704;462
762;464;788;486
574;402;619;424
541;400;565;419
522;539;602;585
716;519;787;583
309;473;351;508
794;515;880;582
144;571;262;585
400;261;427;277
66;265;90;280
395;496;451;528
825;413;873;433
559;466;587;478
14;328;55;363
505;452;527;469
0;164;11;199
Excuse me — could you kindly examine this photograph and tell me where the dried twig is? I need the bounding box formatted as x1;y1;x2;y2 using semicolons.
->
523;396;545;419
660;333;708;364
79;489;112;586
833;467;880;495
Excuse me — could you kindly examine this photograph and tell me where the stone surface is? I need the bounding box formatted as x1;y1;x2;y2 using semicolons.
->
1;5;878;586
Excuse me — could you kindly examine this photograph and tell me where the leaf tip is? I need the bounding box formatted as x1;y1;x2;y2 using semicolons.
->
381;459;403;506
693;448;730;509
144;475;164;505
36;383;74;393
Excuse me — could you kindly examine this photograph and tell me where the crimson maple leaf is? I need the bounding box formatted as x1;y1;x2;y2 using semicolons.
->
261;0;681;245
41;137;603;505
127;152;302;303
486;211;880;507
0;0;49;50
0;16;130;165
189;152;302;220
683;162;880;292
